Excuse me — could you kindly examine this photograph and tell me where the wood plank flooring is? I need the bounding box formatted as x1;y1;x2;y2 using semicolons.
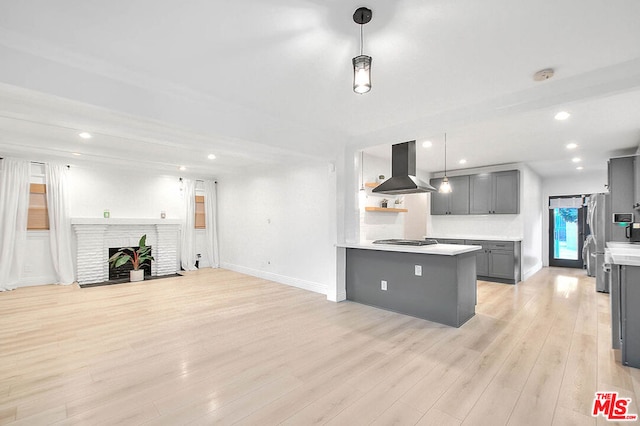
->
1;267;639;425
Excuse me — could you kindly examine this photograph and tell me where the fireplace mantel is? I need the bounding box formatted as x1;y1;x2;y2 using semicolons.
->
71;218;181;225
72;218;181;284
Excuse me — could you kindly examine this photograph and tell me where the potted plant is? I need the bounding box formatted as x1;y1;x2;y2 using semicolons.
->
108;234;154;282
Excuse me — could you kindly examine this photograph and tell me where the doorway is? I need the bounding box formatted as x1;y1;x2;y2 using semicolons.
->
549;195;585;268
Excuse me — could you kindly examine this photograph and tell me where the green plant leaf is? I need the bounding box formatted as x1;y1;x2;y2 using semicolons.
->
139;234;147;247
114;255;132;268
108;251;124;262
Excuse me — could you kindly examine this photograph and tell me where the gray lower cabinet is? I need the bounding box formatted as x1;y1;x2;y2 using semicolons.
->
466;240;521;284
435;238;466;245
429;176;469;215
616;265;640;368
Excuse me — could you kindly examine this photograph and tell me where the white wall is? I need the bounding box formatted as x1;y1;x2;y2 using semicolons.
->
218;161;336;295
68;165;184;219
541;170;607;266
18;163;215;288
520;165;543;280
359;152;405;241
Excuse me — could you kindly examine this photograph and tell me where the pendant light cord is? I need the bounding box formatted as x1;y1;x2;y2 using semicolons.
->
360;24;364;56
444;133;447;176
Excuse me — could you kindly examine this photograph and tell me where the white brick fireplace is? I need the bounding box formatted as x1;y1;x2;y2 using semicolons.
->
71;218;181;284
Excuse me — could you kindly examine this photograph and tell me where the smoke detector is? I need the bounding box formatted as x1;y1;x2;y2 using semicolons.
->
533;68;555;81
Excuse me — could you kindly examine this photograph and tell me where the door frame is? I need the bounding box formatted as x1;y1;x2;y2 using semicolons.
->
548;195;585;268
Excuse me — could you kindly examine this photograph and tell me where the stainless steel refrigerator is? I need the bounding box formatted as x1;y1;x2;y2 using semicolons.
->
586;193;609;292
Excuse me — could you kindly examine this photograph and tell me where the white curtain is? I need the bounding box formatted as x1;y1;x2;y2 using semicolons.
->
204;180;220;268
45;163;75;285
180;178;197;271
0;158;30;290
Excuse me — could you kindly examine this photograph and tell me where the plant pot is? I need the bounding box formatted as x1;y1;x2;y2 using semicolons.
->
130;269;144;282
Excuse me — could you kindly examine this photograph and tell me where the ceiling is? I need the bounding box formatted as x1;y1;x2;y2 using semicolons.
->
0;0;639;177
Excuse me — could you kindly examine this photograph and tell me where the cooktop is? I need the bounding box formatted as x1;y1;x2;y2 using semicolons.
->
372;239;438;246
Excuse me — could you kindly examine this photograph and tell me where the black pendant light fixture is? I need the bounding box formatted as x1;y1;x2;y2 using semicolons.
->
439;133;452;193
352;7;372;94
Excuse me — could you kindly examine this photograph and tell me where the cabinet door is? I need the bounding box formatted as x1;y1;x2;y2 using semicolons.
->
634;156;640;210
493;171;520;214
469;174;492;214
437;239;465;245
429;178;450;215
475;249;489;276
610;157;635;242
488;250;515;280
449;175;470;215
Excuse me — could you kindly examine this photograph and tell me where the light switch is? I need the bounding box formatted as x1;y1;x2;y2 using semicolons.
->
381;280;387;291
415;265;422;276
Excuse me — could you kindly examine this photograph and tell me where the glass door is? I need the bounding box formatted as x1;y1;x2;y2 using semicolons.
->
549;196;585;268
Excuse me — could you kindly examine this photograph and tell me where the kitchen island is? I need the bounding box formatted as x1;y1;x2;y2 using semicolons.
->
337;242;481;327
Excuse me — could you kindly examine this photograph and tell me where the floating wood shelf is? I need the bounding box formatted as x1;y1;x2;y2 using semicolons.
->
365;207;408;213
365;182;379;188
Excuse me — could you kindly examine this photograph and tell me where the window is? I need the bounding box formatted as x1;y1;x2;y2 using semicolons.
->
28;183;49;230
195;195;205;229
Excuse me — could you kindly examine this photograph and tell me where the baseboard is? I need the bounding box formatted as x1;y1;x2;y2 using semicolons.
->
220;262;328;295
522;261;543;281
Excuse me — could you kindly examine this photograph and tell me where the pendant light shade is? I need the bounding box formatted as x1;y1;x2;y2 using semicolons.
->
353;55;372;94
352;7;372;94
439;176;452;193
439;133;452;193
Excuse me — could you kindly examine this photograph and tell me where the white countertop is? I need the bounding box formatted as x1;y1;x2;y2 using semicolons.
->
426;235;523;242
605;242;640;267
337;241;482;256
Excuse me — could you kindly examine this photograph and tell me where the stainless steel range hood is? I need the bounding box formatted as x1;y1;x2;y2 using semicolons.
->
372;141;436;195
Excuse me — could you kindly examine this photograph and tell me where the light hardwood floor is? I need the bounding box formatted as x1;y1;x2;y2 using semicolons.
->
1;267;639;425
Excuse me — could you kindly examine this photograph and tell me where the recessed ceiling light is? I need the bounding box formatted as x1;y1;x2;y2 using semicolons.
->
566;142;578;149
78;132;92;139
459;159;467;165
207;154;217;160
179;166;186;171
422;141;432;148
555;111;571;121
576;166;584;170
72;152;81;156
572;157;581;163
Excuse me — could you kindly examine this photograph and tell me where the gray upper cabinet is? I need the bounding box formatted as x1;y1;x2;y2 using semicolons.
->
634;156;640;211
432;170;519;216
493;171;520;214
449;176;470;214
469;174;492;214
470;170;519;214
429;178;449;215
429;176;470;215
609;156;635;242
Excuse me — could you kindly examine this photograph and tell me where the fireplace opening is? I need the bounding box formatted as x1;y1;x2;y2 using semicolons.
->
108;247;152;280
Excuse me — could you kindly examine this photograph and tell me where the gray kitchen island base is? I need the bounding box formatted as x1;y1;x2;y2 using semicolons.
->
346;248;477;327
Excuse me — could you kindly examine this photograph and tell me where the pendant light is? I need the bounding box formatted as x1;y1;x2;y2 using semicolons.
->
352;7;372;94
439;133;452;193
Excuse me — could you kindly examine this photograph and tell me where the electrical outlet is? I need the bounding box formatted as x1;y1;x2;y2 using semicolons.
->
415;265;422;276
381;280;387;291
